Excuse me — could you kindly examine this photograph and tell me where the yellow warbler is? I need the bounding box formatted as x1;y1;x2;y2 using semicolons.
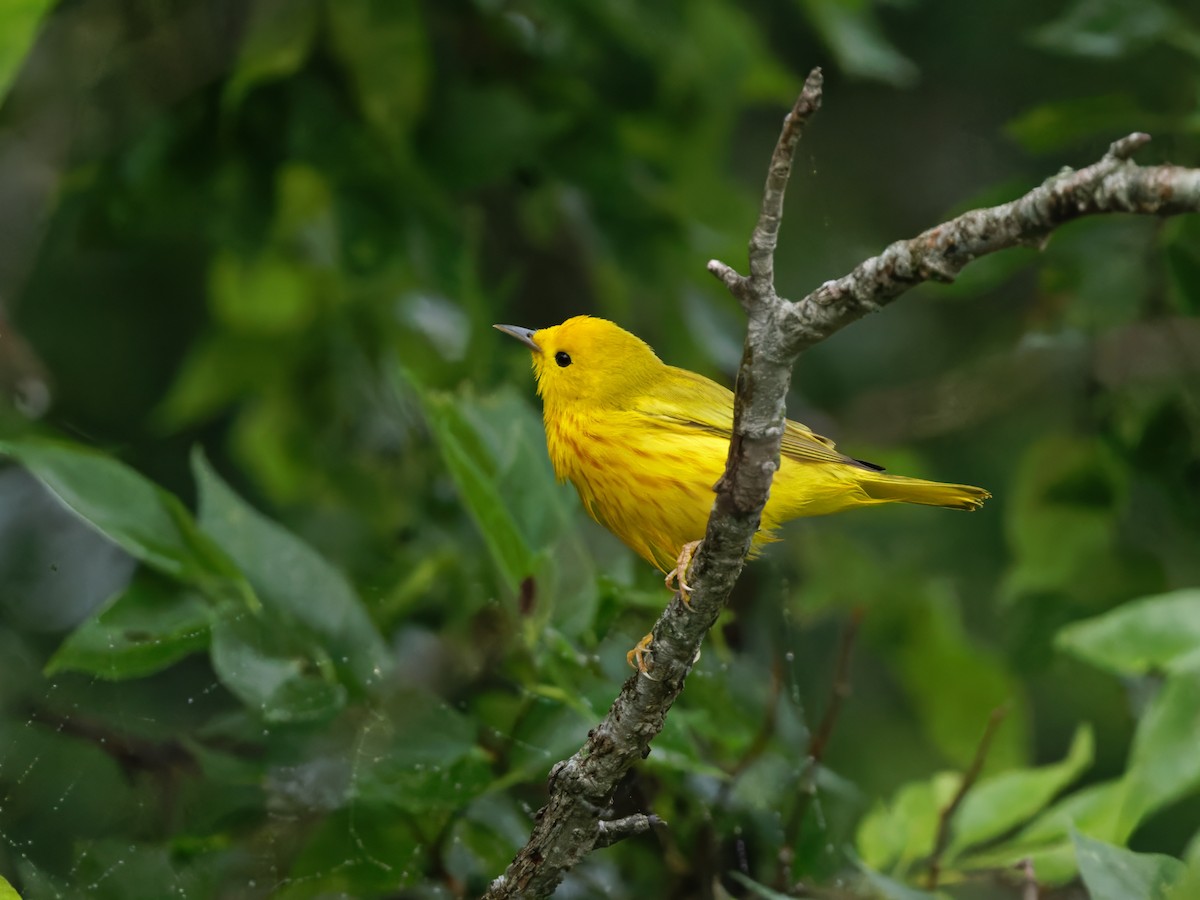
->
496;315;989;579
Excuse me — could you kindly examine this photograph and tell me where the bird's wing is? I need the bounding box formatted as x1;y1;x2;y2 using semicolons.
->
633;367;881;471
781;419;883;471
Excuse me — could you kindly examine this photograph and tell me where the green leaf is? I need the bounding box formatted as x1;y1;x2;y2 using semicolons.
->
727;871;795;900
1074;832;1185;900
208;250;317;336
284;808;424;895
1056;590;1200;677
58;839;212;900
210;611;346;723
799;0;918;87
452;386;599;634
962;780;1132;885
456;389;572;557
445;794;534;888
46;572;212;680
1006;94;1160;154
426;86;546;190
0;437;241;591
856;772;959;874
350;691;491;813
1001;434;1125;604
0;873;20;900
193;449;389;692
1122;666;1200;827
154;334;274;430
852;854;948;900
417;386;538;592
893;588;1027;769
1031;0;1183;59
949;724;1094;857
1011;778;1131;848
0;0;53;105
327;0;429;148
223;0;319;108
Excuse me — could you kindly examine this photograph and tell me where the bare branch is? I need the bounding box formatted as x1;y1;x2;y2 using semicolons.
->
484;73;1200;898
748;68;825;292
1017;856;1039;900
926;706;1010;890
707;258;749;303
780;135;1200;356
594;814;665;849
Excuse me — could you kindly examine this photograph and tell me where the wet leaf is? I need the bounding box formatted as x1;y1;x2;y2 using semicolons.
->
194;450;390;691
46;572;211;680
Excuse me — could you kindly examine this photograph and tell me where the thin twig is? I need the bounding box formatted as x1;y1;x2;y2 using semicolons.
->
725;656;785;780
925;705;1010;890
747;71;825;295
776;608;863;888
1017;856;1038;900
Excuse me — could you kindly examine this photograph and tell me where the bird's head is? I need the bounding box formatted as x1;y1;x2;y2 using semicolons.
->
494;316;663;409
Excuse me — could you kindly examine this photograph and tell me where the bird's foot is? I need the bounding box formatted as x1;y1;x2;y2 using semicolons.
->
627;633;656;676
664;540;702;604
625;632;702;675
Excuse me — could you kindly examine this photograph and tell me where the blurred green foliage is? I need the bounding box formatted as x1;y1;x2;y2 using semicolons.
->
2;0;1200;897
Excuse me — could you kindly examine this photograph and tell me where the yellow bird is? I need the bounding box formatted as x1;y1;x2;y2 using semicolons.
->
496;316;989;663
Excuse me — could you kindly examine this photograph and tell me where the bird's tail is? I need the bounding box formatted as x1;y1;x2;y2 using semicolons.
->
860;474;990;511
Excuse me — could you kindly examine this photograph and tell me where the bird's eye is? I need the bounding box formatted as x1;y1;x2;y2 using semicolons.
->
555;351;572;367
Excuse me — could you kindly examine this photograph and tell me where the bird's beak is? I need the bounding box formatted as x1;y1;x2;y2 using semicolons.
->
493;324;540;352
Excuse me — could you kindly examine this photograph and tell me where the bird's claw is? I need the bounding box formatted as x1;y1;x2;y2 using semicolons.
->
627;633;656;676
625;632;703;675
664;540;702;604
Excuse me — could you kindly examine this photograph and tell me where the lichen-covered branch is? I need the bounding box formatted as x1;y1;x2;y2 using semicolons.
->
780;132;1200;354
484;71;1200;899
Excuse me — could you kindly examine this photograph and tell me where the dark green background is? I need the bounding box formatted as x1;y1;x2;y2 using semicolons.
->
2;0;1199;897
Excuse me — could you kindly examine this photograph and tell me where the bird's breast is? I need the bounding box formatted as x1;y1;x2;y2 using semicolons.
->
542;407;727;570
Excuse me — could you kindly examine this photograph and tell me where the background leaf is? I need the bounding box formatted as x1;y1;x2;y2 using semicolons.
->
1074;831;1185;900
45;572;211;680
194;449;389;692
949;724;1094;857
1121;666;1200;828
1056;589;1200;676
210;611;347;723
0;0;53;104
0;437;240;590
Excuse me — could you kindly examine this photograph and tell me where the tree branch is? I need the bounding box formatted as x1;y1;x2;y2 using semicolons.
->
926;705;1009;890
779;132;1200;355
594;813;665;849
484;69;1200;898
